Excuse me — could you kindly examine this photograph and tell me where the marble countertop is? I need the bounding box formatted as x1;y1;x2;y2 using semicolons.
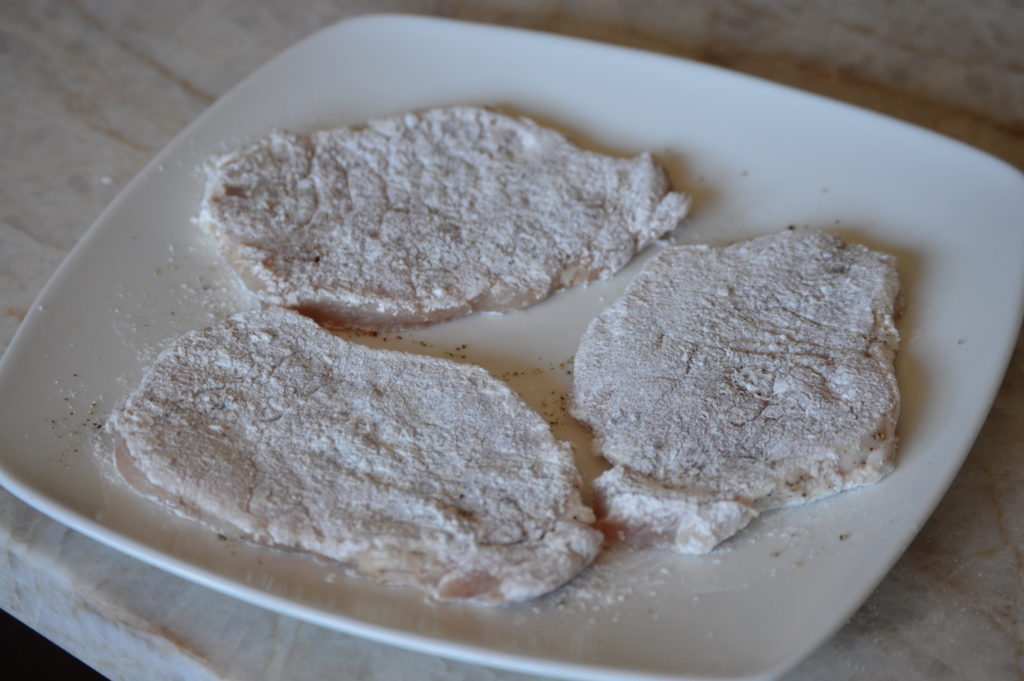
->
2;1;1023;679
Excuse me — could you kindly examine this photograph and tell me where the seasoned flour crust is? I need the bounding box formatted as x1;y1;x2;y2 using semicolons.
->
198;107;690;330
570;231;901;553
109;308;601;604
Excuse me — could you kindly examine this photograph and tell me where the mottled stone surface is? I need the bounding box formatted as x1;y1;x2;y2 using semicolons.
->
1;1;1022;679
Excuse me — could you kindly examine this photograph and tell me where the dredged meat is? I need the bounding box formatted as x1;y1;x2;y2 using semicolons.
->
570;231;901;553
198;107;690;330
109;307;601;604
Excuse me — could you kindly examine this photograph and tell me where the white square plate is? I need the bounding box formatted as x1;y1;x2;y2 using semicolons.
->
1;15;1022;681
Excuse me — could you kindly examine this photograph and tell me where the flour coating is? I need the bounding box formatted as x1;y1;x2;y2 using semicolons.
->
109;308;601;604
199;107;690;330
570;231;901;553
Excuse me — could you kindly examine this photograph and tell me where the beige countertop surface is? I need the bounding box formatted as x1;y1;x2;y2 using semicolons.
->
2;1;1023;679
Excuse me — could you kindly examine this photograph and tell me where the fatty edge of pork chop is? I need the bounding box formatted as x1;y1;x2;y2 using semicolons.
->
197;106;690;331
108;307;602;604
569;231;901;553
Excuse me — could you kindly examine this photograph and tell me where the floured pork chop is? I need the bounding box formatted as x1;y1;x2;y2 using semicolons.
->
108;307;601;604
570;231;900;553
198;107;690;330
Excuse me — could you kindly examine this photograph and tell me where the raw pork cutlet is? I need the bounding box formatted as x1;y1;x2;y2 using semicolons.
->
108;307;601;604
570;231;901;553
198;106;690;330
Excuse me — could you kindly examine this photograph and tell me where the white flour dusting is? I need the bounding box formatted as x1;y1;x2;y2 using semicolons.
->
198;107;689;330
108;307;602;605
572;230;901;554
